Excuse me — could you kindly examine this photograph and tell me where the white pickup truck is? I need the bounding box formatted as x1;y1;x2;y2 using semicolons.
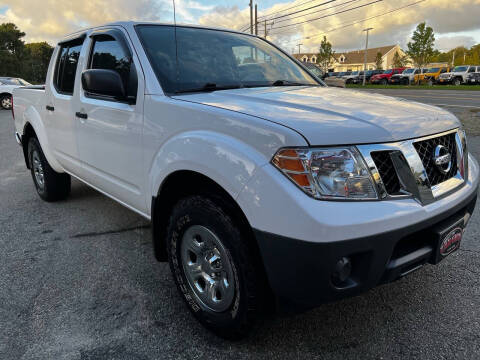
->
12;22;479;339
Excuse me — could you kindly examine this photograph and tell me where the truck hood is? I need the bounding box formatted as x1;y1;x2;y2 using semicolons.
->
173;86;460;145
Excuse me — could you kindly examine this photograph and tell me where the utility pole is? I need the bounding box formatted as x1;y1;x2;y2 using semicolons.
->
362;27;373;86
297;43;303;55
249;0;253;34
452;50;455;67
254;4;258;35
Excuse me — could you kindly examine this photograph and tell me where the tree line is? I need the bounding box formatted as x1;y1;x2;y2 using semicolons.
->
0;23;53;84
315;22;480;73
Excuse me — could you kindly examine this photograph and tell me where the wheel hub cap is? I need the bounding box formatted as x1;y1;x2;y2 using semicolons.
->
32;151;45;189
180;225;236;312
2;97;11;108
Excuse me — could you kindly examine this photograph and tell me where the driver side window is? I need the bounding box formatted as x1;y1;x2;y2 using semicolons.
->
88;34;137;101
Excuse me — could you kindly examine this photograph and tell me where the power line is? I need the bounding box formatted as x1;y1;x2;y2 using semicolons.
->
266;0;336;22
273;0;361;24
269;0;382;30
275;0;427;43
239;0;332;32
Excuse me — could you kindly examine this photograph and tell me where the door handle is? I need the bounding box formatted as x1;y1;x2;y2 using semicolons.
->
46;105;54;111
75;112;88;119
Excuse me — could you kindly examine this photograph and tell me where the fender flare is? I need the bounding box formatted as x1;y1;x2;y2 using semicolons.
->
22;106;64;173
148;130;269;214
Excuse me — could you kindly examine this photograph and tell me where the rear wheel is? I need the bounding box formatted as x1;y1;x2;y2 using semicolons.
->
167;195;266;339
28;137;71;202
1;95;12;110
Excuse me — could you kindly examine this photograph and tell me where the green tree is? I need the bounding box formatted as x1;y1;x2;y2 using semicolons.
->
406;22;435;69
392;51;410;68
316;36;335;73
374;52;383;69
23;42;54;83
0;23;26;77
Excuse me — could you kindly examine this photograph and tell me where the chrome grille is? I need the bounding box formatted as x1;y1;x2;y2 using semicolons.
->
413;133;457;186
358;129;466;205
370;151;401;194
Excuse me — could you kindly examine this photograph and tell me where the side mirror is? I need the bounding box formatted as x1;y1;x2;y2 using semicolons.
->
81;69;126;100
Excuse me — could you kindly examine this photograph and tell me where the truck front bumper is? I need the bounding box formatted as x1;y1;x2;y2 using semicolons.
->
238;154;479;310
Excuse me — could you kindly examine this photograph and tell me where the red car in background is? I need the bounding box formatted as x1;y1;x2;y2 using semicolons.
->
370;68;406;85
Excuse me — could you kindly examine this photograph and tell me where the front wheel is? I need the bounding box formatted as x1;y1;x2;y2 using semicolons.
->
381;79;388;85
167;195;267;339
1;95;12;110
454;78;462;86
28;137;71;201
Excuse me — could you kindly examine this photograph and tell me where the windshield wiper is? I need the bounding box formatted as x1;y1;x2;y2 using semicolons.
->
271;79;318;87
175;83;243;94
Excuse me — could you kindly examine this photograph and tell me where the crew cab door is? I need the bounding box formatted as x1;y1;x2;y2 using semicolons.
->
45;36;85;172
75;28;145;212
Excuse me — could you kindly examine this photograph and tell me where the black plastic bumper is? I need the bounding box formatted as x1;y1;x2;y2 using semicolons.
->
254;191;477;311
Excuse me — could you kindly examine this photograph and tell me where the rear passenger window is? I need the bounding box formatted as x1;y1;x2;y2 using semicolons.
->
54;38;84;94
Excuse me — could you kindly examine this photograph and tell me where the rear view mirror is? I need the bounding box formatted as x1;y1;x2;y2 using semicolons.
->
81;69;126;100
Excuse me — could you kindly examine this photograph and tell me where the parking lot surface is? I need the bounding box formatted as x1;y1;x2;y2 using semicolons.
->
1;104;480;359
353;88;480;111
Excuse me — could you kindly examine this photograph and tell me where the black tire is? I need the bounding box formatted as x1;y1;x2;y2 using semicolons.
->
381;79;388;85
1;94;12;110
28;137;71;202
166;195;266;339
454;78;462;86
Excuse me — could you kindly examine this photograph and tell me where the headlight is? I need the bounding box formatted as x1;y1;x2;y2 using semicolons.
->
272;147;378;200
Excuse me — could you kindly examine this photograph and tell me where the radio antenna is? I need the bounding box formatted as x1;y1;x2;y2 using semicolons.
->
172;0;179;87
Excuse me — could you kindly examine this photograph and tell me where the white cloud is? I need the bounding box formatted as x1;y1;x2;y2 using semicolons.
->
0;0;172;44
435;35;476;51
199;0;480;53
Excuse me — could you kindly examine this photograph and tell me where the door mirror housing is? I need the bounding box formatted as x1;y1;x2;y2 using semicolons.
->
81;69;126;100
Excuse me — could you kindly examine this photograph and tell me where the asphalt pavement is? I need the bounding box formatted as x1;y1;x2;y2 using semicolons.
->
1;102;480;359
353;88;480;112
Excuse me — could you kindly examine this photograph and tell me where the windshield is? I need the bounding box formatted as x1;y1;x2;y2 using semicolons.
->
453;66;468;72
383;69;393;74
350;71;359;75
306;66;323;78
136;25;319;93
427;68;439;73
403;69;414;74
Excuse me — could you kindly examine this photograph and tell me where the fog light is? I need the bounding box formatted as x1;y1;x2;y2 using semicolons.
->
332;257;352;286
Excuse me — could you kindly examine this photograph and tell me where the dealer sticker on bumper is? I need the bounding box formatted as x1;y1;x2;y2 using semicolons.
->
440;227;463;257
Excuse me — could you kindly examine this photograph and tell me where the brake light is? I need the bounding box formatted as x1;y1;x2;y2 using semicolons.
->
11;95;14;120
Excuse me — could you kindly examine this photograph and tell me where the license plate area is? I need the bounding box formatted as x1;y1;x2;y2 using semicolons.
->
429;218;464;264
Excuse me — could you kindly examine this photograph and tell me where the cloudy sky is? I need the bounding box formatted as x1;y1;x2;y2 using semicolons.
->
0;0;479;53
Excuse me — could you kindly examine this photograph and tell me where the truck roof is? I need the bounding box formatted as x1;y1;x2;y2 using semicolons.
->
61;21;251;44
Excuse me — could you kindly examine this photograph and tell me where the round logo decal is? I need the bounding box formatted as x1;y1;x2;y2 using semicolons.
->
433;145;452;174
440;227;463;257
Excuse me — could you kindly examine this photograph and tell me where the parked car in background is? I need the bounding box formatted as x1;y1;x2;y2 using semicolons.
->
422;66;450;85
370;68;406;85
343;71;363;84
0;77;31;110
437;65;479;85
325;71;338;78
389;68;422;85
336;71;352;78
303;63;324;81
466;71;480;85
